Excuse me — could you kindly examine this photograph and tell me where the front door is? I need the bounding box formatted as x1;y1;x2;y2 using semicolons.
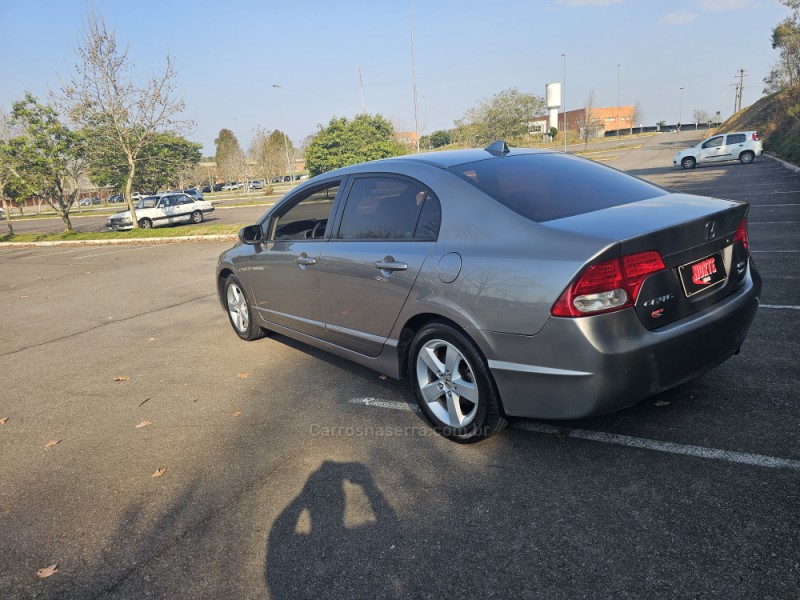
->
245;181;340;338
318;176;442;357
698;135;725;163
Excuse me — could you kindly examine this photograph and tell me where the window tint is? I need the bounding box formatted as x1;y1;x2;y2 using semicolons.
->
702;136;723;149
271;182;339;241
338;177;432;240
449;153;666;223
414;194;441;240
726;133;746;144
177;195;194;205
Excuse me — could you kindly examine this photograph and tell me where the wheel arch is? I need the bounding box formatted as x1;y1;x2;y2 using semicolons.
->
395;312;507;418
217;268;235;309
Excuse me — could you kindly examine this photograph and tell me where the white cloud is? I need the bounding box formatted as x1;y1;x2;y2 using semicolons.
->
662;10;699;24
698;0;754;11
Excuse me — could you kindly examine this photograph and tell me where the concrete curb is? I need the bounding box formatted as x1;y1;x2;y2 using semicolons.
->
763;152;800;173
0;234;238;248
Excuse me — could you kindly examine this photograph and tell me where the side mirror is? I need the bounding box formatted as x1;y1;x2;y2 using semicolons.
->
238;224;264;245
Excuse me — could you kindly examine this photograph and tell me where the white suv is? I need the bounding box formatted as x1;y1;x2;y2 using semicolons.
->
674;131;762;169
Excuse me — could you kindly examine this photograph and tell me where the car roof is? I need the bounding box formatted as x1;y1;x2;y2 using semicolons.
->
314;144;558;181
375;145;555;169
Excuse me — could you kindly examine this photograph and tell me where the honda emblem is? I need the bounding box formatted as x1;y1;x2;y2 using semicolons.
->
705;220;717;240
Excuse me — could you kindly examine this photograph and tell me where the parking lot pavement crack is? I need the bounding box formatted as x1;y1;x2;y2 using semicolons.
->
0;293;217;358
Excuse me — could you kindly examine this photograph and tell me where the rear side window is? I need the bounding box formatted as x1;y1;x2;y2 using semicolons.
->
726;133;746;144
337;176;440;240
448;153;666;222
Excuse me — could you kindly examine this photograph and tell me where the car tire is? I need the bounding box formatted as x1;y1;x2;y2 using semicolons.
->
409;322;506;442
681;157;696;169
190;210;203;224
139;218;153;229
224;275;264;341
739;151;755;164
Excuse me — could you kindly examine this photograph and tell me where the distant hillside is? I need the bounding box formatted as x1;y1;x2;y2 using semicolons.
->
719;86;800;165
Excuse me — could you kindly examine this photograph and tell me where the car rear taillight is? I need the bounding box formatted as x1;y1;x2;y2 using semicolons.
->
734;217;749;256
752;132;759;141
552;251;666;318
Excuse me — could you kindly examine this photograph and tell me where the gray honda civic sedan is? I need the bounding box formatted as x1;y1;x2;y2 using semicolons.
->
216;142;761;442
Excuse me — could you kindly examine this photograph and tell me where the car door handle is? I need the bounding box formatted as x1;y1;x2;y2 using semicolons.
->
374;260;408;272
295;256;317;266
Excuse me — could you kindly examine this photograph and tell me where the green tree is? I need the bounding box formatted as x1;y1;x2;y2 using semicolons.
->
454;88;546;146
62;10;189;227
304;114;407;176
88;132;201;193
6;94;86;232
429;129;451;148
0;111;17;234
764;2;800;92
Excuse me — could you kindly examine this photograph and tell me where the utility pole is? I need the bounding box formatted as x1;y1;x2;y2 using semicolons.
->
735;69;747;113
358;66;366;114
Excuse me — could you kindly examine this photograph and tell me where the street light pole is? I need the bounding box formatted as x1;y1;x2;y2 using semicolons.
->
409;0;420;153
616;64;621;143
272;84;295;188
562;52;567;153
679;86;684;129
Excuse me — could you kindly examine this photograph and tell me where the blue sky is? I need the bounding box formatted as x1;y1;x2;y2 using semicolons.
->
0;0;790;155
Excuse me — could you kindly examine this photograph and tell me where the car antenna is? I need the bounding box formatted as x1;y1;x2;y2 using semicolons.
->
485;140;510;156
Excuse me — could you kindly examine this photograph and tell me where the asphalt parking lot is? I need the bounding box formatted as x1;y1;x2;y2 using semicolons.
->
1;133;798;598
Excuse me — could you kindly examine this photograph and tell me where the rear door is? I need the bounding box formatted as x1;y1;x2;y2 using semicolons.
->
318;175;441;357
723;133;747;161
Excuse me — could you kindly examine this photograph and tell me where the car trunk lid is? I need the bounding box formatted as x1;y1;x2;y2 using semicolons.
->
542;194;751;329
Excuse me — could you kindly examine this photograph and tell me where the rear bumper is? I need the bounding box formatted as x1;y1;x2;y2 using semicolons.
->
473;266;761;420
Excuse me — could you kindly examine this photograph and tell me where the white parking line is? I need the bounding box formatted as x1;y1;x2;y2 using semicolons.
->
348;397;800;472
74;245;159;260
18;247;90;259
761;304;800;310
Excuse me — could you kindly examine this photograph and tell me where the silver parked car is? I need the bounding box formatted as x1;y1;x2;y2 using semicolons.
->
216;142;761;442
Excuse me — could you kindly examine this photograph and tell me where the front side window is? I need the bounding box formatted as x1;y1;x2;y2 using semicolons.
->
137;198;158;209
270;182;339;241
337;177;438;240
702;137;724;149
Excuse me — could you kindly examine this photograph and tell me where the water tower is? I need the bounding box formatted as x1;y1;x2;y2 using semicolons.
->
546;82;561;131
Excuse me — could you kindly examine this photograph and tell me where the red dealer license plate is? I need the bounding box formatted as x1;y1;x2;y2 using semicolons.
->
679;252;727;297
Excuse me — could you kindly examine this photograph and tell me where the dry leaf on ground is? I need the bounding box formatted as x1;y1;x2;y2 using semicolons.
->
151;467;168;478
236;372;250;379
148;337;156;342
113;376;130;382
233;411;242;417
135;420;154;429
0;417;9;425
378;374;388;380
654;400;671;407
36;564;58;578
44;439;60;448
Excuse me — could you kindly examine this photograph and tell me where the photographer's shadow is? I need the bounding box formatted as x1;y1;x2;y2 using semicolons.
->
266;461;405;598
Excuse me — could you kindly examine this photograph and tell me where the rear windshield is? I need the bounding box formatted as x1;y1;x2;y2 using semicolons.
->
448;153;667;222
